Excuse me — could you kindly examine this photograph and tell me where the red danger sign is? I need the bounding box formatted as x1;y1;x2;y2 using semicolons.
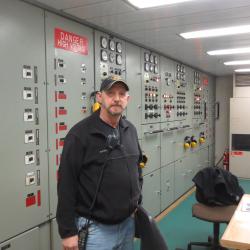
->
54;28;88;55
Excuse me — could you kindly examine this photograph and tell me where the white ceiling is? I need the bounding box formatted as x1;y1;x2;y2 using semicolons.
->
27;0;250;76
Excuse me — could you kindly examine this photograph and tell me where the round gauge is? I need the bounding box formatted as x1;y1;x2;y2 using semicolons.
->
116;54;122;65
116;42;122;53
109;40;115;51
150;64;154;72
109;52;115;63
144;63;149;72
144;52;149;62
154;56;158;64
100;36;108;49
101;50;108;61
149;54;154;63
154;65;158;74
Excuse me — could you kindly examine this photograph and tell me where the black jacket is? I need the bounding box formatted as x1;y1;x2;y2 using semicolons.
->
193;167;244;206
56;111;143;238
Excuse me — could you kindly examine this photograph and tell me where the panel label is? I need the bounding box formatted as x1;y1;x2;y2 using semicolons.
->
54;28;88;55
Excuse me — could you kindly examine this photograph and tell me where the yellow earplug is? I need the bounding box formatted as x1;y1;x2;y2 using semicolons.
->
92;102;101;112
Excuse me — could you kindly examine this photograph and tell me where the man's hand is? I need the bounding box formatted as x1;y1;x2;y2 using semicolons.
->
62;235;78;250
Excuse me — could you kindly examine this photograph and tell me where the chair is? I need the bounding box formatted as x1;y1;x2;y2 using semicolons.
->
187;203;237;250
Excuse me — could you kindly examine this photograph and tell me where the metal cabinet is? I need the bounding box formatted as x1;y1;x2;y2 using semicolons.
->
160;163;174;211
141;124;161;175
142;169;161;216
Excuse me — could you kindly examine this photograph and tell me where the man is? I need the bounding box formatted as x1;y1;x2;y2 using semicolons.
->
56;76;143;250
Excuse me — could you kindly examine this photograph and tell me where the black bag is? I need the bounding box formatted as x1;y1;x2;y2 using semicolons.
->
135;206;168;250
193;167;244;206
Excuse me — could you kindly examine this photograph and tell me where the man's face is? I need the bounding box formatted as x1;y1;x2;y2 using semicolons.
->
97;83;130;116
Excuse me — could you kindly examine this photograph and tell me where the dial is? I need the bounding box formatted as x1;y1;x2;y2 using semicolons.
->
150;64;154;72
144;52;149;62
116;42;122;53
116;54;122;65
101;50;108;61
109;52;115;63
144;63;149;72
154;56;158;64
100;37;108;49
177;64;180;72
149;54;154;63
154;65;158;74
109;40;115;51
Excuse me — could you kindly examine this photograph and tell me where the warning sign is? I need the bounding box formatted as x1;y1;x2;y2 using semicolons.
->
54;28;88;55
231;151;243;156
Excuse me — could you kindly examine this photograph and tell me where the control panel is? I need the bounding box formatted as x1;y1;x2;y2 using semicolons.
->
142;50;161;124
160;57;176;122
95;30;126;90
175;64;188;121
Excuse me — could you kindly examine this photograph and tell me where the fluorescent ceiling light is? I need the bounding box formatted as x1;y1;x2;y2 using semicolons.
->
207;47;250;56
235;68;250;72
224;60;250;66
180;24;250;39
127;0;195;9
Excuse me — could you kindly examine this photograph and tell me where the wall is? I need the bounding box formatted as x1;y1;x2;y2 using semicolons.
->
215;75;233;166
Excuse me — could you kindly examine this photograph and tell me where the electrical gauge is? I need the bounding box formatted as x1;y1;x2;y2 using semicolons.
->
144;52;149;62
109;52;115;63
116;54;122;65
144;63;149;72
109;40;115;51
154;56;158;64
149;54;154;63
150;64;154;72
154;66;158;74
100;37;108;49
101;50;108;61
116;42;122;53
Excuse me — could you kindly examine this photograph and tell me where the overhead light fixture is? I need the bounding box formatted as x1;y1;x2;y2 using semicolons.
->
207;47;250;56
180;24;250;39
235;68;250;72
126;0;195;9
224;60;250;66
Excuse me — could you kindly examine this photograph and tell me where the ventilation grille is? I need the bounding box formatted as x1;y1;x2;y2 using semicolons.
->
235;73;250;86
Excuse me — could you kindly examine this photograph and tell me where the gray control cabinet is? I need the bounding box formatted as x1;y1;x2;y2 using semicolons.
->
160;122;177;166
51;218;61;250
125;42;142;137
142;169;161;217
141;124;161;175
45;12;94;218
0;0;49;243
0;228;39;250
160;163;174;211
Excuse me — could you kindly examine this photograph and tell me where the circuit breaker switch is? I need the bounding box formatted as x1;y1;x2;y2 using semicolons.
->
23;88;33;100
25;172;36;186
25;152;35;165
24;132;35;143
24;110;34;122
